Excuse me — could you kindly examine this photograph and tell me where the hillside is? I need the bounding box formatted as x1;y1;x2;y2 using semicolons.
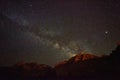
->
0;44;120;80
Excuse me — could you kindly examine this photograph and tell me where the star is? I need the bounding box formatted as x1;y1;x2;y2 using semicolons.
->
0;0;120;66
105;31;109;34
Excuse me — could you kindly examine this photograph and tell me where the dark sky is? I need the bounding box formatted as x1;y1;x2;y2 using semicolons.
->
0;0;120;66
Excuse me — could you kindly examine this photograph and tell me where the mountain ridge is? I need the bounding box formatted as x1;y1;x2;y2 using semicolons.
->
0;44;120;80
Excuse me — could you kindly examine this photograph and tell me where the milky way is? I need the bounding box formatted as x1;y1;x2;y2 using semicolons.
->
0;0;120;66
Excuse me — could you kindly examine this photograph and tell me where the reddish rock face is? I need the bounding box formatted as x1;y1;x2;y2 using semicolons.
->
54;53;99;77
1;45;120;80
75;54;98;61
55;53;98;67
54;60;67;68
68;53;98;63
13;62;56;78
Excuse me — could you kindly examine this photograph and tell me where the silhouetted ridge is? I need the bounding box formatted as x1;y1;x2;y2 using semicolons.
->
13;62;56;78
55;60;67;68
0;62;56;80
1;44;120;80
68;53;98;63
109;44;120;63
54;44;120;79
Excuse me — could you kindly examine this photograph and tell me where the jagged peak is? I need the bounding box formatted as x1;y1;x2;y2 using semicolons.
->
68;53;99;63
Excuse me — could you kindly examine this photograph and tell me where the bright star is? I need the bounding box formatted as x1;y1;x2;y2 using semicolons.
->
105;31;109;34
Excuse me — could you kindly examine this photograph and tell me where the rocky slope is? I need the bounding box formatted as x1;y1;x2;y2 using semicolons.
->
54;44;120;80
0;44;120;80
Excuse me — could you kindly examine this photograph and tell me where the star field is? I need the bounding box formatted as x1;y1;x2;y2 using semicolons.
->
0;0;120;66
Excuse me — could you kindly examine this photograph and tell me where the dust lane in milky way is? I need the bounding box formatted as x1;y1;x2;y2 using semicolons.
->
0;0;120;66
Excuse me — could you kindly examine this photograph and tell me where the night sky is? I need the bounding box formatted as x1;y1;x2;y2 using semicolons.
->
0;0;120;66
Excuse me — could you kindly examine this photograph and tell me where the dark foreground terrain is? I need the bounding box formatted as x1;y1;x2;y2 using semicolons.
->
0;44;120;80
